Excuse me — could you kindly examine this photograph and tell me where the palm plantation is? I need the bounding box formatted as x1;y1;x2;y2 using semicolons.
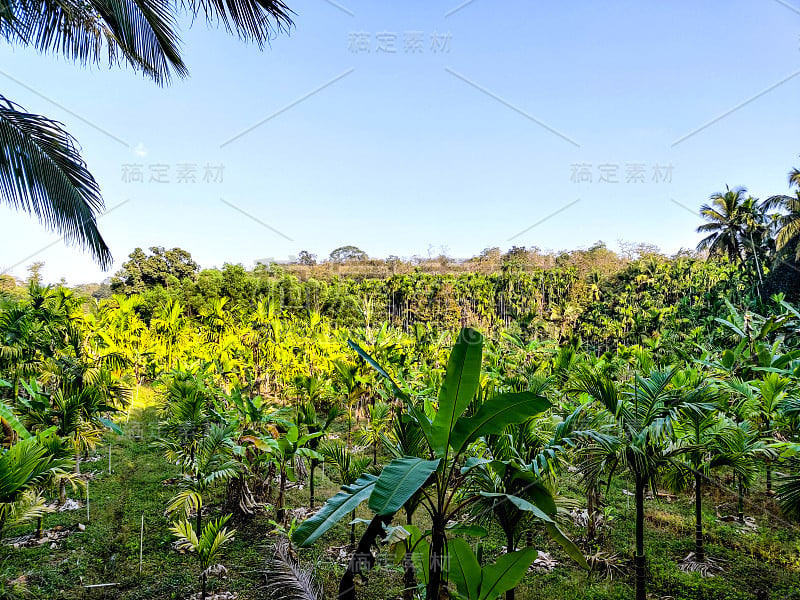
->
2;3;800;598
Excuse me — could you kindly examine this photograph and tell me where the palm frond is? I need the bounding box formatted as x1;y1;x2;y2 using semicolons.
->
183;0;293;46
0;487;52;535
263;537;321;600
0;94;111;267
778;460;800;520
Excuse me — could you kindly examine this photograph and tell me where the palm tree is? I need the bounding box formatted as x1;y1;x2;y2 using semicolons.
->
0;0;293;265
0;435;72;538
572;366;706;600
664;377;748;568
717;420;771;523
762;166;800;259
356;401;391;465
696;187;755;263
750;372;790;493
163;424;241;533
170;514;236;600
296;399;338;508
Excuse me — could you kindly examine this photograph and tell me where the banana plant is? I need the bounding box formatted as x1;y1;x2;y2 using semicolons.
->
293;328;587;600
447;538;541;600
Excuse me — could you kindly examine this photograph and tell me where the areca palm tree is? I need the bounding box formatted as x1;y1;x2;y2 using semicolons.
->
0;0;293;265
170;513;237;600
163;423;241;533
572;366;707;600
296;399;338;508
0;434;71;537
664;390;750;566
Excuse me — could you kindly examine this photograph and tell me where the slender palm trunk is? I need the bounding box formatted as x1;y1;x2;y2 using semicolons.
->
766;458;772;494
196;506;202;537
634;471;646;600
694;472;705;562
309;461;316;508
737;475;744;524
277;465;287;523
587;485;599;541
201;571;207;600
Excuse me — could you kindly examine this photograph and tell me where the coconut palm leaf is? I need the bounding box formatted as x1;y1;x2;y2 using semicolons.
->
0;95;111;267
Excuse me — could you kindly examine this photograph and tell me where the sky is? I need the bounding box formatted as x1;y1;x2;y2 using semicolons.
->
1;0;799;284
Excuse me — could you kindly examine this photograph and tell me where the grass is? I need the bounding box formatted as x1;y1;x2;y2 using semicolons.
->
1;396;799;599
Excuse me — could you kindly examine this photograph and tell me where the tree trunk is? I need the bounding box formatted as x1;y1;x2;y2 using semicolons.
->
634;471;646;600
426;518;446;600
58;479;66;505
766;458;772;494
36;516;42;539
738;475;744;524
277;465;286;524
196;505;202;537
265;462;276;501
201;571;207;600
310;461;316;508
587;485;598;541
694;472;705;562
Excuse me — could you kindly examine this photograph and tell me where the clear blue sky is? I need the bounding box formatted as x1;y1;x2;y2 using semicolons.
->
1;0;799;284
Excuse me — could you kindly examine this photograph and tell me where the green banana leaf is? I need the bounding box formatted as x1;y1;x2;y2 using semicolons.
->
431;328;483;456
368;456;440;516
0;401;31;439
447;538;481;599
477;492;588;569
347;340;408;401
478;546;539;599
99;417;123;436
545;521;589;570
292;473;378;547
450;392;550;455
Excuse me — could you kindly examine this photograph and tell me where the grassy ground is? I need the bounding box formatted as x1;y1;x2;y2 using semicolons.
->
2;395;799;600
